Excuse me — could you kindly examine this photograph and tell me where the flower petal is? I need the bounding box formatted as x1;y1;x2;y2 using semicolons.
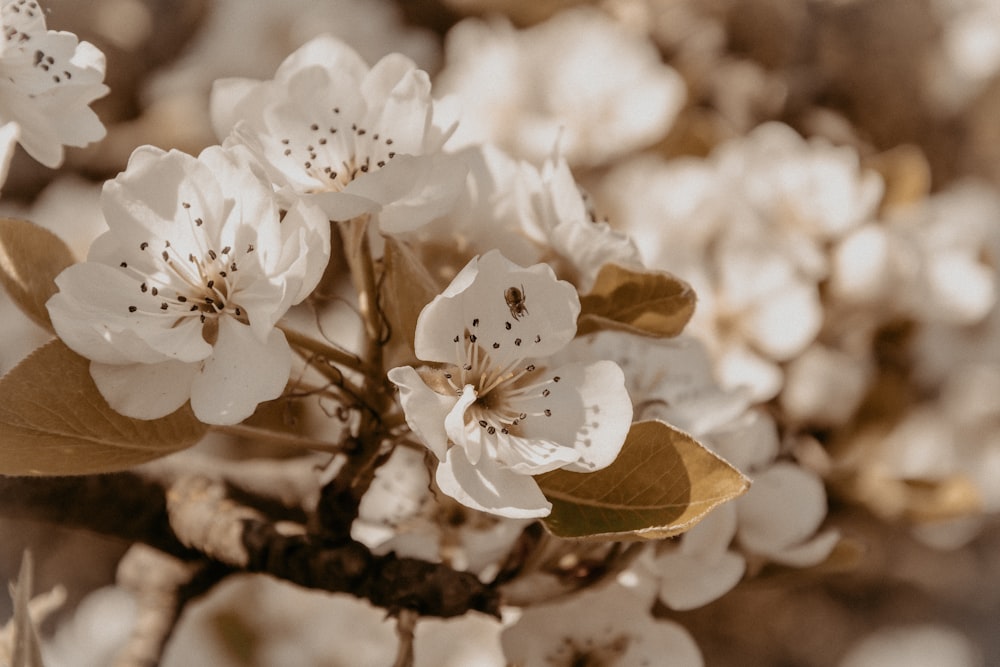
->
386;365;455;461
444;383;481;464
736;462;829;555
515;360;632;473
189;318;291;425
48;262;212;365
414;250;580;366
435;446;551;519
89;359;197;420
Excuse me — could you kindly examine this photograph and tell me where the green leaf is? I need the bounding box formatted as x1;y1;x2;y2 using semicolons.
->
536;420;750;540
0;218;76;333
380;236;441;367
0;340;207;476
576;263;696;338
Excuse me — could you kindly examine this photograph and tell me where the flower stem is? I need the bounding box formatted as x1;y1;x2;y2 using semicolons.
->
278;323;376;379
212;423;346;454
338;215;385;362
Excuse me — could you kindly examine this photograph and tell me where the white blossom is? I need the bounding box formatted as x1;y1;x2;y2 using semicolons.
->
0;0;108;168
408;143;641;291
598;124;880;400
211;35;463;232
501;581;703;667
353;445;528;576
388;250;632;518
569;332;838;607
46;145;330;425
436;7;685;167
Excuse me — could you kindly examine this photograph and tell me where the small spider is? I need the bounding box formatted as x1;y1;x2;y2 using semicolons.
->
504;284;528;320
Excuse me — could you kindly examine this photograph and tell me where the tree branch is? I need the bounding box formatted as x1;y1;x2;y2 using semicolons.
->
0;455;501;620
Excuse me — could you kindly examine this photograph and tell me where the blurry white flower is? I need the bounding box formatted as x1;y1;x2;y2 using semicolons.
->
716;122;883;249
0;0;108;167
652;502;746;611
46;145;330;424
501;581;703;667
353;445;528;576
410;144;641;290
388;251;632;518
570;331;837;606
599;124;880;400
43;586;136;667
839;624;982;667
831;181;999;326
147;0;438;103
927;0;1000;112
780;343;873;427
212;35;462;232
437;7;685;166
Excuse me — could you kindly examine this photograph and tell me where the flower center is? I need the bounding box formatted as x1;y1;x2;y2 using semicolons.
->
440;328;561;437
119;200;251;341
276;108;399;194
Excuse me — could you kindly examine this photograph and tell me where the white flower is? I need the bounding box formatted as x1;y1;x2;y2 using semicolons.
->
501;581;703;667
0;0;108;167
569;331;838;605
46;145;330;425
436;7;685;166
354;445;529;576
211;35;462;232
387;250;632;518
840;624;983;667
408;143;642;291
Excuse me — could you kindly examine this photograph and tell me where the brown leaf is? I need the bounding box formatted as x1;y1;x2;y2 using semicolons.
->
576;263;696;338
381;236;442;367
536;420;749;540
0;218;77;333
0;340;207;476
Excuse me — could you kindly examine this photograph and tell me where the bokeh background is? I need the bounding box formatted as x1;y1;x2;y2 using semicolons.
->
2;1;1000;665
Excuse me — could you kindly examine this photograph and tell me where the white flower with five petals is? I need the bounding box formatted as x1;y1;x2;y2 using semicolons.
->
0;0;108;168
46;145;330;425
211;35;463;233
388;250;632;518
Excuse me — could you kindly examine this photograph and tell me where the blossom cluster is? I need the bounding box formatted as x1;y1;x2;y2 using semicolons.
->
1;1;998;667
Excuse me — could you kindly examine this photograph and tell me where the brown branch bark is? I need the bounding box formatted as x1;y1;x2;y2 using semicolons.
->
0;454;501;620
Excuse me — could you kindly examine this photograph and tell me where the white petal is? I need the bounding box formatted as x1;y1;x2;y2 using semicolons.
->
764;529;841;568
189;318;291;425
414;250;580;366
48;263;211;365
656;549;745;611
516;361;632;473
274;35;368;84
444;384;481;464
210;77;270;141
742;281;823;361
386;366;454;461
737;462;829;555
89;359;197;420
372;153;468;234
435;447;551;519
679;502;738;556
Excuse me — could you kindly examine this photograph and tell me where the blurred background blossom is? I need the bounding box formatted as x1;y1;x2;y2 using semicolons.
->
2;0;1000;666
